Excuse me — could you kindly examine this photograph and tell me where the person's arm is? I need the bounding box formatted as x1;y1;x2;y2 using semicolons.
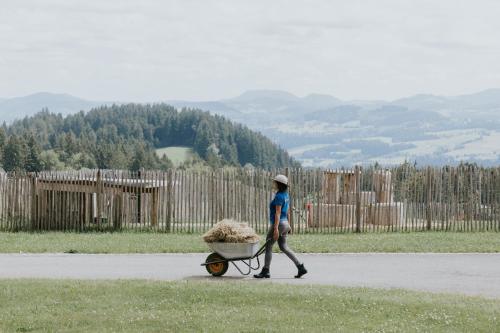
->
274;205;281;240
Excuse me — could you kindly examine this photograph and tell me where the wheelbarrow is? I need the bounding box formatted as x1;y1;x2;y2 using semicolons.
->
201;240;269;276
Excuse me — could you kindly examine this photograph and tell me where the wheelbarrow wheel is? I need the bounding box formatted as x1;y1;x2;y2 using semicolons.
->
205;253;228;277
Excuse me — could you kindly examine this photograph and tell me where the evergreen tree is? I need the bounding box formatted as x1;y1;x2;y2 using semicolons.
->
0;127;6;168
40;150;65;171
129;143;159;171
219;141;238;165
24;134;43;172
206;144;222;168
68;152;97;170
57;131;78;162
193;119;214;159
2;135;25;172
130;144;147;172
0;127;6;150
95;143;127;169
4;103;298;170
158;154;174;170
108;145;128;169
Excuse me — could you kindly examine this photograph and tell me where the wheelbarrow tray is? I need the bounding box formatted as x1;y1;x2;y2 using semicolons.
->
207;241;260;259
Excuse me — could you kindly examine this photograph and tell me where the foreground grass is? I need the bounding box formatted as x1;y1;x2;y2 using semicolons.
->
0;279;498;332
0;231;499;253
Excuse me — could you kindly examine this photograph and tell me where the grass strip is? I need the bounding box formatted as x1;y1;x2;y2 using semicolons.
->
0;279;499;332
0;231;499;254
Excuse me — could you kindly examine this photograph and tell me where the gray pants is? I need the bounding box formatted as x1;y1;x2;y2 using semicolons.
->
264;221;301;270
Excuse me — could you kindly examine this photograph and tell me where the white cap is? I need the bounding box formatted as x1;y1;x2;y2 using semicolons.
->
273;174;288;185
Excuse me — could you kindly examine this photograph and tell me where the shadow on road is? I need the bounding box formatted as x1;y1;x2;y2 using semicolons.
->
185;275;247;281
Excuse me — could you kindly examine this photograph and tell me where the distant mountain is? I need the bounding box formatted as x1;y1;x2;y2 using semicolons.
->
167;100;240;119
391;94;448;111
392;89;500;113
2;89;500;167
302;93;341;110
0;92;112;123
223;89;340;113
451;88;500;109
168;90;342;129
168;89;500;167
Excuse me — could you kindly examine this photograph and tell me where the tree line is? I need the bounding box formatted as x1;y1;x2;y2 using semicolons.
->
0;103;298;172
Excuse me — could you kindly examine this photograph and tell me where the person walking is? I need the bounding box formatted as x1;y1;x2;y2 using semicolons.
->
254;174;307;279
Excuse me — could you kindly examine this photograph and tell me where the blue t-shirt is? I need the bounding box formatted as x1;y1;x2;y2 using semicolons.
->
269;191;289;224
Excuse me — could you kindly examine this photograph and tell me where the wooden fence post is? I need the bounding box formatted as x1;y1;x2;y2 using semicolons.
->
136;169;142;225
30;174;38;231
96;169;102;229
426;166;432;230
151;188;158;228
355;165;361;233
285;167;294;230
166;169;173;232
6;165;500;234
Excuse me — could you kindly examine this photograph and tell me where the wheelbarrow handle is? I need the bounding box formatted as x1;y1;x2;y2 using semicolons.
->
253;238;272;258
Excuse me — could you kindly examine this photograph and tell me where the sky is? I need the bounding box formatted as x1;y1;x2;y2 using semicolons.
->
1;0;500;102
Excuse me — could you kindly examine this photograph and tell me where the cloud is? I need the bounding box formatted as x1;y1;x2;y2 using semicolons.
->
281;19;367;31
0;0;500;101
416;40;488;51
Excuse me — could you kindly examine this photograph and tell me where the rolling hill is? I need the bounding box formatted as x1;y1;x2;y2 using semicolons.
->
2;89;500;167
1;104;297;171
168;89;500;167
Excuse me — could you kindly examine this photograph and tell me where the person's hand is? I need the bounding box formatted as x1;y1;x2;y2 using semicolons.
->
288;227;293;235
273;228;279;241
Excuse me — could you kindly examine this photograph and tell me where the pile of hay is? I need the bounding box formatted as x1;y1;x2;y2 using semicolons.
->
202;219;260;243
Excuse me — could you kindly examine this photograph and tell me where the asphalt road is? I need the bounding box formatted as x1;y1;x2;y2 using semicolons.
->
1;253;500;298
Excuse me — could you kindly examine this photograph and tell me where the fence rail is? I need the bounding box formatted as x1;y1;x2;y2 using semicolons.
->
1;165;499;233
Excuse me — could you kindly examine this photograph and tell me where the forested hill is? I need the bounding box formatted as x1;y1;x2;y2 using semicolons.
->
0;103;298;172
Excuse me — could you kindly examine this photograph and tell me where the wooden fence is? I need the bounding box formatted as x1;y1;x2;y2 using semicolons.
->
0;165;499;233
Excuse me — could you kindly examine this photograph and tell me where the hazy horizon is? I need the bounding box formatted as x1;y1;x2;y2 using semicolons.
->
2;0;500;102
3;87;500;104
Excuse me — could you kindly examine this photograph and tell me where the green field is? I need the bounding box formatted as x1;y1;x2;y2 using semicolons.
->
0;279;498;332
155;146;193;166
1;231;499;254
